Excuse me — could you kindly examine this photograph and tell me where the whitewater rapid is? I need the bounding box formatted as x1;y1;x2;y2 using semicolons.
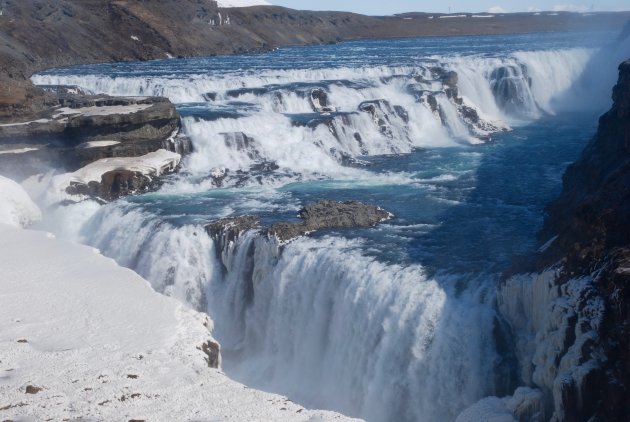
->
29;32;619;422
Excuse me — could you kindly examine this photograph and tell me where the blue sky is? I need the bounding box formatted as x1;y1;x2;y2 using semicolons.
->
269;1;629;15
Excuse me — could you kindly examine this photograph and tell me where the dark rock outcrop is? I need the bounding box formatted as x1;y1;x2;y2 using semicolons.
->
539;60;630;274
206;215;260;245
205;200;392;243
0;95;189;181
269;200;392;242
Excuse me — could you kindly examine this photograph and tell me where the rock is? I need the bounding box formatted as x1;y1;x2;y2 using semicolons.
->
206;215;260;243
310;88;335;113
490;65;535;117
0;95;189;182
268;200;392;241
25;385;43;394
198;340;221;368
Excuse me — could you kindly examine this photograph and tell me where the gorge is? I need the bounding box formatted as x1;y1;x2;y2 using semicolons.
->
0;2;629;422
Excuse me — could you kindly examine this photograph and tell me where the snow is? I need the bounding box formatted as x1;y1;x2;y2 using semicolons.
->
0;176;42;228
0;147;39;155
53;103;152;118
77;140;121;148
216;0;270;7
47;150;181;202
0;118;50;127
66;150;180;184
0;223;358;421
439;14;468;18
456;388;544;422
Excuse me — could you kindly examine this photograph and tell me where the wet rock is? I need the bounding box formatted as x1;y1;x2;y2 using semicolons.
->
268;200;392;241
310;88;336;113
221;132;261;161
206;215;260;243
66;169;160;201
490;65;535;116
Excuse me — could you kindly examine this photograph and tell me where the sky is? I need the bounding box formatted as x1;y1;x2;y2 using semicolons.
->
268;1;630;15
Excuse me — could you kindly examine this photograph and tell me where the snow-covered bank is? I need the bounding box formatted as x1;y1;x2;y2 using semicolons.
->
0;183;358;421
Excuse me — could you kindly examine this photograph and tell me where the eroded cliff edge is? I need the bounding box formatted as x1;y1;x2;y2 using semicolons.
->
497;61;630;422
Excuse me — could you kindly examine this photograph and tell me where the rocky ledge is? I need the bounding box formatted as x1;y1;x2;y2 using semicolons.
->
269;200;393;242
0;91;191;201
205;200;393;243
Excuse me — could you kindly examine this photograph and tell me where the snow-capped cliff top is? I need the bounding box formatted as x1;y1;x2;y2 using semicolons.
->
217;0;271;7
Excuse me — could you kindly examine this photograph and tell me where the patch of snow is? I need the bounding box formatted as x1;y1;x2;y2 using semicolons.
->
53;103;152;118
0;147;39;155
456;388;544;422
456;396;516;422
0;118;50;127
130;35;140;41
0;176;42;228
77;140;121;149
439;14;468;18
547;13;559;16
472;14;495;18
216;0;270;7
0;224;359;421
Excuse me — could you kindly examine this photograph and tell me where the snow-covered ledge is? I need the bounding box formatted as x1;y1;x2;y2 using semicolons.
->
0;177;359;421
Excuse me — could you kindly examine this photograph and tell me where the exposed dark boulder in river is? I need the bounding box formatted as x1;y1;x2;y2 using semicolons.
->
206;200;392;244
269;200;393;242
497;60;630;422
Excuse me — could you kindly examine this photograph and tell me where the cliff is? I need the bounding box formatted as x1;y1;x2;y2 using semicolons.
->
498;60;630;422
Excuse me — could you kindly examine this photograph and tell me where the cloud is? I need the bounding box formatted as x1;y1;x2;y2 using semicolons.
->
527;6;541;12
488;6;507;13
552;4;590;12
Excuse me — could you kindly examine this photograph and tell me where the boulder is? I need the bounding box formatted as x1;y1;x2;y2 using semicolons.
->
268;200;392;241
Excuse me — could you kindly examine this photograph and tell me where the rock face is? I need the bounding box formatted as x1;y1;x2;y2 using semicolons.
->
0;95;190;182
500;60;630;422
269;200;392;242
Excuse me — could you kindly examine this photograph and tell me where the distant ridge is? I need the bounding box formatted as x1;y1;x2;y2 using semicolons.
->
217;0;271;7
